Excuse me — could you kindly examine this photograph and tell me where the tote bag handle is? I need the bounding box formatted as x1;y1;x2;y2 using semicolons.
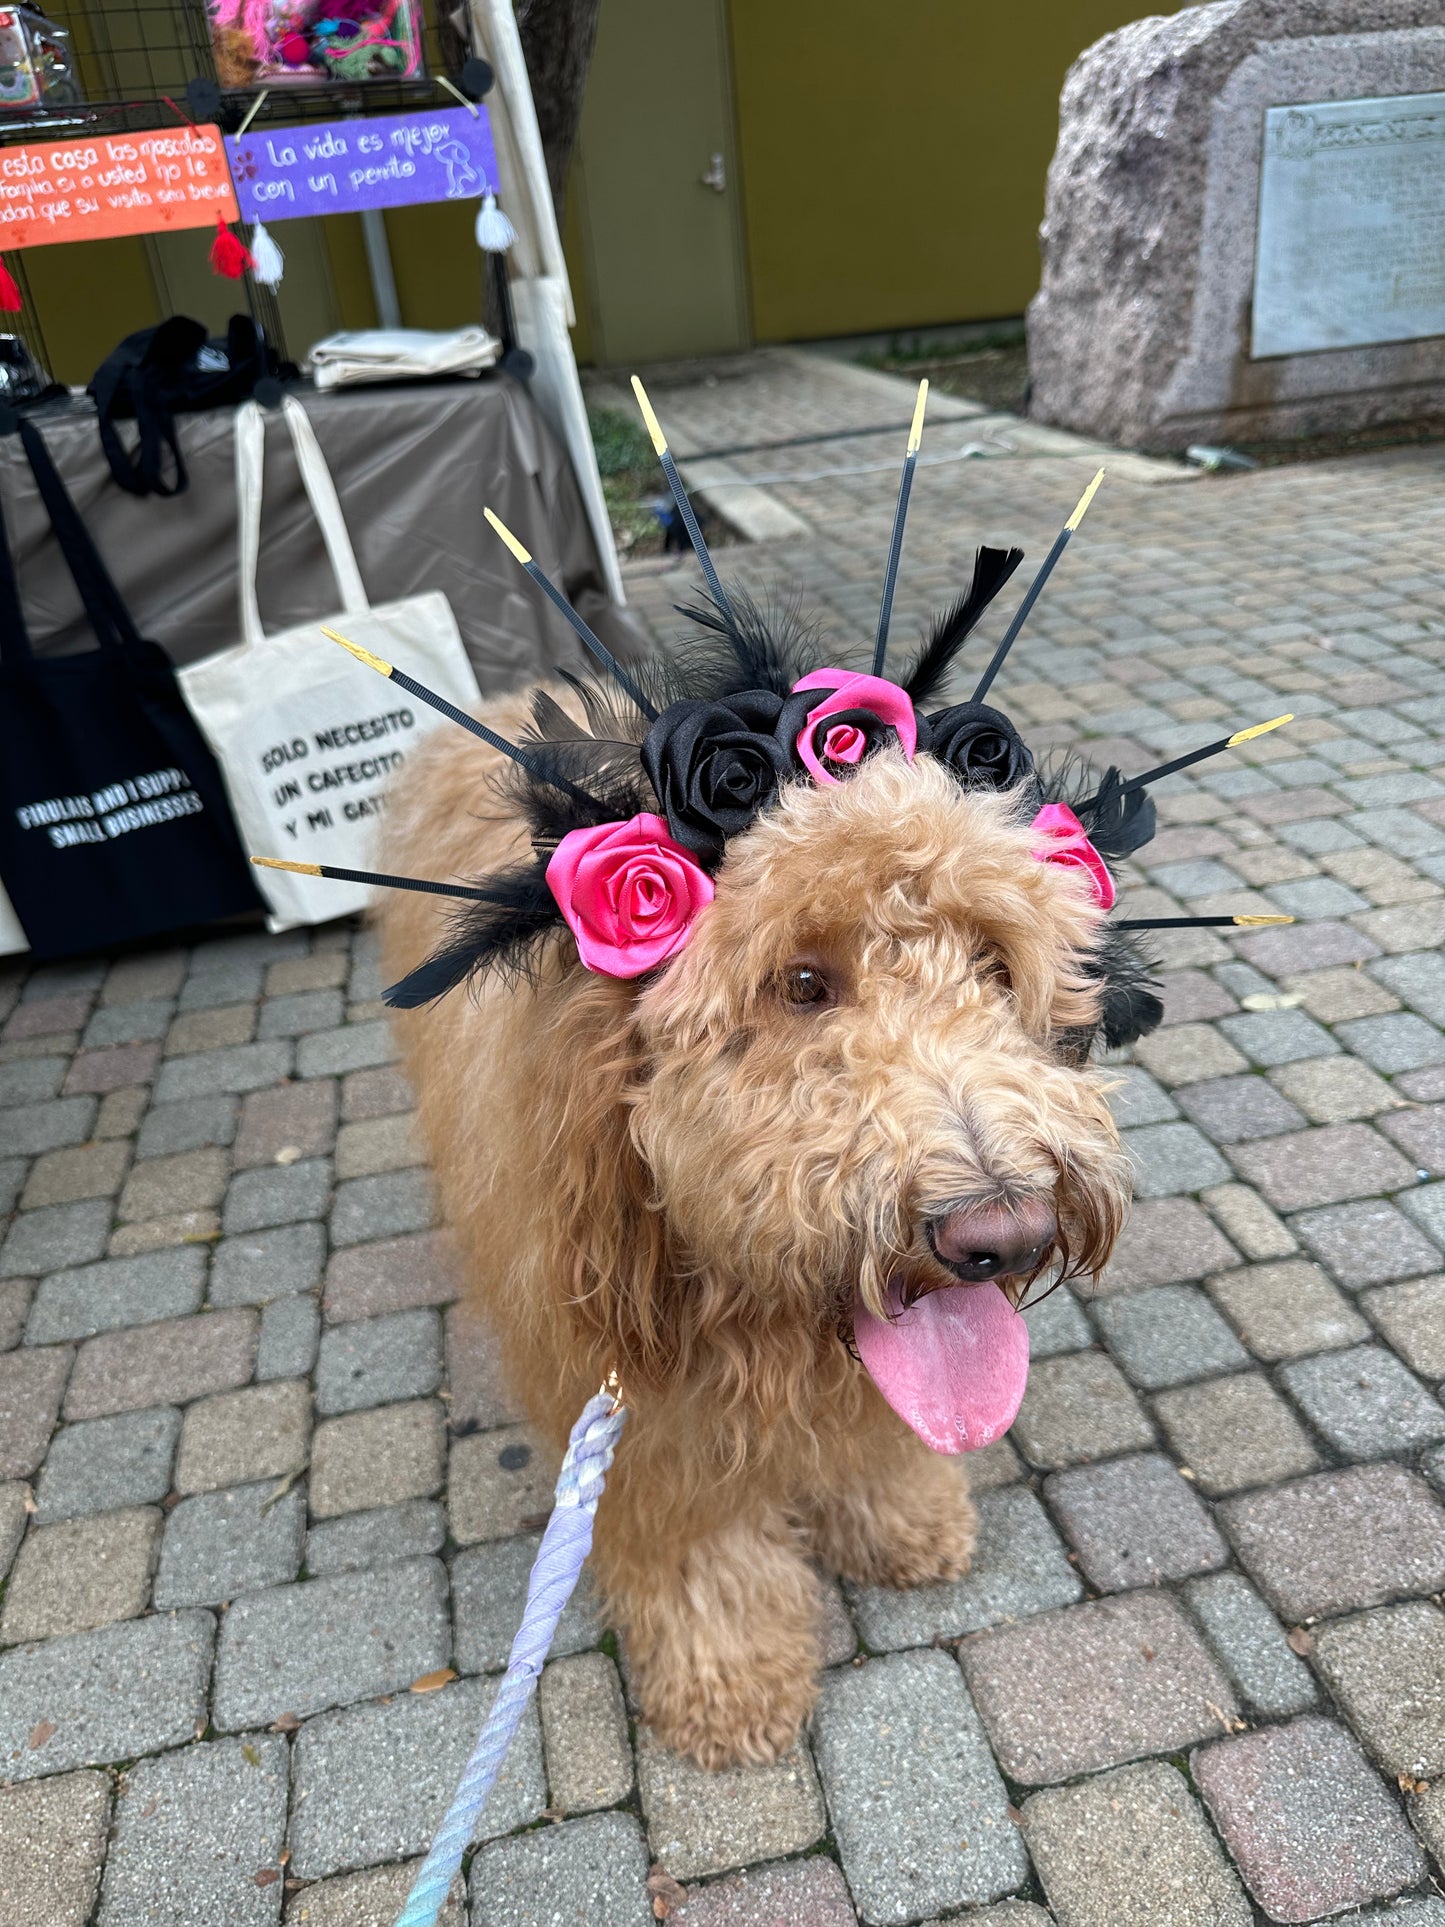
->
0;438;32;662
236;396;371;652
0;420;145;664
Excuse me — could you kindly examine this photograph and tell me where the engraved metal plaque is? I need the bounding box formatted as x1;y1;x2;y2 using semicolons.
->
1253;91;1445;357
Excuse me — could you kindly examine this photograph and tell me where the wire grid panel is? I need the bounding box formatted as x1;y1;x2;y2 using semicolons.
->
0;0;462;142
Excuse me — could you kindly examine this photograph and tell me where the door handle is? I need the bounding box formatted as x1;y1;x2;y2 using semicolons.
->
699;152;726;193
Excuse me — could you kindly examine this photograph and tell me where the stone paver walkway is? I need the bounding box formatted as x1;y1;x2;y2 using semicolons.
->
5;350;1445;1925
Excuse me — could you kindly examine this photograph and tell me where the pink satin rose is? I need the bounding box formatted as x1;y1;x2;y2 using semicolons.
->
545;812;714;978
821;723;867;765
793;667;918;785
1029;802;1116;911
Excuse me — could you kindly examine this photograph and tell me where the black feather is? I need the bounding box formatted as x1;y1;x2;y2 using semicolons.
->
901;547;1025;707
674;586;825;697
1094;925;1164;1048
1076;765;1158;862
553;666;653;744
518;684;653;839
383;867;562;1009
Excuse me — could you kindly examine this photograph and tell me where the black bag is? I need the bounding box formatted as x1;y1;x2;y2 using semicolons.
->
0;417;263;959
87;314;292;498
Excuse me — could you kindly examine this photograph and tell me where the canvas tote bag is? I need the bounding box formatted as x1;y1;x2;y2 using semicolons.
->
0;419;263;959
181;397;479;929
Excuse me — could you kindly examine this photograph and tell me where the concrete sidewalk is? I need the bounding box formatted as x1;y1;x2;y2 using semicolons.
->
5;351;1445;1924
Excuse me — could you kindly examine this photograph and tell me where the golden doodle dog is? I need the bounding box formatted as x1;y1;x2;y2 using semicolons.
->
366;496;1182;1769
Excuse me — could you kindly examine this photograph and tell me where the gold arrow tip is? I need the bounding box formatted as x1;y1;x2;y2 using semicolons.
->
1228;713;1294;747
1233;914;1294;926
630;375;668;457
484;507;533;566
1065;467;1106;532
907;378;928;455
252;857;322;877
321;627;393;677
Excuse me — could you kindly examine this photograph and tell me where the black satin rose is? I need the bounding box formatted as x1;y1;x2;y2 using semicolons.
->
927;701;1035;796
641;690;791;867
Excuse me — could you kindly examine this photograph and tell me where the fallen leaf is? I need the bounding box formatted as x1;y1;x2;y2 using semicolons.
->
1287;1626;1314;1657
254;1868;280;1888
1141;1646;1156;1662
274;1145;302;1165
646;1868;687;1919
410;1668;458;1694
269;1711;302;1733
182;1229;223;1244
1177;1466;1196;1481
20;1484;36;1514
241;1742;261;1766
1240;992;1302;1011
27;1720;55;1750
1006;1804;1024;1826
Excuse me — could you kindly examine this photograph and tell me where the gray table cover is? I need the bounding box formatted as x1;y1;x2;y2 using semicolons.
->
0;378;643;691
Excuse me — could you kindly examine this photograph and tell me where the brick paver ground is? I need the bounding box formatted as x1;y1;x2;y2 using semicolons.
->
4;346;1445;1919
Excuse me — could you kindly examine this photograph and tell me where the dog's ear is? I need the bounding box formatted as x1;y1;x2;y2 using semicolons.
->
531;978;686;1394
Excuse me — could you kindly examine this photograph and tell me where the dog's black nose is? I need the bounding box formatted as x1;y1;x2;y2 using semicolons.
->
929;1200;1057;1284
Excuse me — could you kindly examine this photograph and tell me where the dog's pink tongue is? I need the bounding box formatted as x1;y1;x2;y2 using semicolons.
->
854;1281;1029;1454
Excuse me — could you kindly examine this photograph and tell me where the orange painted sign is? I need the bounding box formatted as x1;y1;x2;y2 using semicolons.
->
0;124;238;247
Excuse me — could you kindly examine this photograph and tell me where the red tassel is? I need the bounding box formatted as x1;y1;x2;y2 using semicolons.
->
0;259;22;313
209;215;254;280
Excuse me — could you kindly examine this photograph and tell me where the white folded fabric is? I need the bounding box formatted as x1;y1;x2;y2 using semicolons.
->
308;325;501;389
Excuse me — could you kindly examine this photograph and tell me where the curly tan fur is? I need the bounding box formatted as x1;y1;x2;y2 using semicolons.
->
380;693;1132;1767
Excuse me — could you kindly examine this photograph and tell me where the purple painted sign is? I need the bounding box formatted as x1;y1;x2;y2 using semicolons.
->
226;105;498;222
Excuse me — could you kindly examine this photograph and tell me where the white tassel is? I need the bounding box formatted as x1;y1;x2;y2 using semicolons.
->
250;221;285;291
474;192;515;253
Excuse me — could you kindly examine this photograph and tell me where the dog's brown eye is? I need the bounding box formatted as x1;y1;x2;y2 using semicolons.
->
781;964;832;1007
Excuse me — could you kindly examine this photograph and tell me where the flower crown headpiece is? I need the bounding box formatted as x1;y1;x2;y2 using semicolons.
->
254;379;1293;1052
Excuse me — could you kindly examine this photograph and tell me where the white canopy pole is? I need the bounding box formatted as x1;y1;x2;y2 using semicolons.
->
467;0;624;603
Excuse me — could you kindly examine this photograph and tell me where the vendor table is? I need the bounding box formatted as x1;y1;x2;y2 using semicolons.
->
0;377;641;689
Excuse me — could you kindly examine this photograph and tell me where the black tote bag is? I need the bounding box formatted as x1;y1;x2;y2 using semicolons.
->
88;314;293;498
0;418;263;959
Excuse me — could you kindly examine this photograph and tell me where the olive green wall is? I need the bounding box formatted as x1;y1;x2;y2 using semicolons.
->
729;0;1179;342
565;0;1184;363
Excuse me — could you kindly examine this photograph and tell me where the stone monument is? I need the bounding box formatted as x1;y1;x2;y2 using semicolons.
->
1027;1;1445;448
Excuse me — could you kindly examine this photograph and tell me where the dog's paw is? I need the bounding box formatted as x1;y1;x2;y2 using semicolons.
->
647;1666;818;1770
865;1532;975;1590
824;1494;977;1590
